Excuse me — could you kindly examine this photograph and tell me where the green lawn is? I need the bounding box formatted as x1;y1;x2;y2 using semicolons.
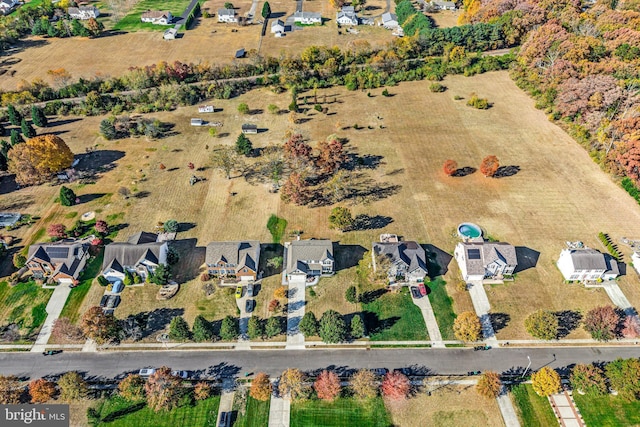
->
427;278;456;340
60;252;104;324
362;287;428;341
232;396;270;427
510;384;557;427
96;395;220;426
266;214;287;244
0;280;53;338
573;392;640;426
290;397;392;427
113;0;192;32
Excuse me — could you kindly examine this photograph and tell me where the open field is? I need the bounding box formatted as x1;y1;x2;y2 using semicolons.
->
573;392;640;427
0;280;52;340
426;10;461;28
510;384;556;427
386;385;505;426
290;396;392;427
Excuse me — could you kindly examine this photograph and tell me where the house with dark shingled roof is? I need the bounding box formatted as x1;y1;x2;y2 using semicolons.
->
205;241;261;281
27;235;94;285
101;232;168;284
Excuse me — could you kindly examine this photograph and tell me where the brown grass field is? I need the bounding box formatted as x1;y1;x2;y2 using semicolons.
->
386;385;505;426
3;71;640;339
426;10;461;28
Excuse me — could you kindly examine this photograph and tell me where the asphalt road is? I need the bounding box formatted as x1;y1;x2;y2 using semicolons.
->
2;347;640;381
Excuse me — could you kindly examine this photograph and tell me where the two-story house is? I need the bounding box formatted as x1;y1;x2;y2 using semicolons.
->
454;241;518;282
217;8;237;23
557;248;619;282
68;6;100;20
101;232;168;283
205;241;260;282
336;6;358;25
26;236;94;285
141;10;173;25
372;240;427;284
284;239;334;284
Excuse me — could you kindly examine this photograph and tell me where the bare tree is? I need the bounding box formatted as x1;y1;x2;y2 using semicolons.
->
210;145;243;179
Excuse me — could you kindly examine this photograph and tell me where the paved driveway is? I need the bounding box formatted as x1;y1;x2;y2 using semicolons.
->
410;289;444;348
467;281;499;346
286;281;306;349
31;285;72;353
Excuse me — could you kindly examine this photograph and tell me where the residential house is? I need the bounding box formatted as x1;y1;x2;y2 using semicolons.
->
557;248;619;282
271;19;285;34
26;236;94;285
0;0;18;15
632;252;640;277
241;123;257;134
218;8;237;23
101;232;168;283
431;0;456;10
381;12;398;29
191;118;203;126
284;239;334;284
68;6;100;20
0;212;21;228
141;10;173;25
372;240;427;284
198;105;214;113
205;241;260;281
163;28;178;39
293;11;321;25
336;6;358;25
454;241;518;282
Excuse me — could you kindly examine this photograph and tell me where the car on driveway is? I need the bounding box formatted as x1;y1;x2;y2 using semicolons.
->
410;286;421;299
218;411;230;427
235;285;243;299
418;283;427;296
247;283;254;297
139;368;156;377
172;370;189;379
245;299;254;313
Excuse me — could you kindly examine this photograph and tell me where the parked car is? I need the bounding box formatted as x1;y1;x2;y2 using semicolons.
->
246;283;254;297
172;370;189;379
235;285;243;299
139;368;156;377
218;411;230;427
245;299;254;313
418;283;427;296
410;286;421;299
372;368;388;377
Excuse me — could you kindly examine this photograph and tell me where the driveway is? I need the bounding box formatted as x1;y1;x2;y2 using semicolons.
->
31;285;72;353
268;394;290;427
285;281;306;349
410;289;444;348
603;283;636;316
236;283;254;342
217;379;236;426
467;281;499;346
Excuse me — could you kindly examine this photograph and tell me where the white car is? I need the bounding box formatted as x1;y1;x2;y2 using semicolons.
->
138;368;156;377
172;370;189;379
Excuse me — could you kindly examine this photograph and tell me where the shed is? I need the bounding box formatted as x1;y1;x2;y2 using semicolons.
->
164;28;178;39
235;48;246;58
241;123;258;134
198;105;214;113
191;118;203;126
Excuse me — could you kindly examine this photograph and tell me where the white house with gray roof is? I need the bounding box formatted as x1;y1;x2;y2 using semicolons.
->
336;6;358;25
454;241;518;282
68;6;100;20
205;241;260;281
218;8;237;23
284;239;334;284
293;11;321;24
101;232;168;283
381;12;398;29
372;240;427;284
557;248;619;282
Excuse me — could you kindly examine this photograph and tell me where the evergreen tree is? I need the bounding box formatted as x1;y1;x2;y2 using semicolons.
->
169;316;191;341
247;316;264;339
59;186;76;206
319;310;347;343
265;316;282;338
350;314;365;339
7;105;22;127
261;1;271;18
31;106;48;127
235;133;253;156
299;312;318;337
220;315;239;341
21;119;36;138
192;315;213;342
10;130;23;146
100;119;117;140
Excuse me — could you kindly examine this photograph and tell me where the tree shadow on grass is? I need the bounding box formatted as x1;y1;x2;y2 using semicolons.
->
489;312;510;334
138;308;185;339
555;310;582;338
494;165;520;178
361;310;399;336
452;167;476;177
100;402;146;423
359;288;388;304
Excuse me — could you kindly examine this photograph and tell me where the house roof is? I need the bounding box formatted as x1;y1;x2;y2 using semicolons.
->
141;10;171;19
241;123;257;130
286;239;333;274
102;241;165;273
458;242;517;276
373;241;427;273
218;8;235;16
381;12;397;23
293;11;321;20
127;231;159;245
565;248;608;270
205;241;260;272
27;236;93;279
272;19;285;27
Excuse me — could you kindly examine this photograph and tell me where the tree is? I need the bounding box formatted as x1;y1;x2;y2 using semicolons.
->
381;371;410;400
81;306;120;344
47;223;67;239
476;371;502;399
531;367;561;397
261;1;271;18
247;316;264;339
29;378;56;403
10;129;23;146
235;133;253;156
524;310;558;340
169;316;191;341
31;105;48;127
118;187;131;199
59;185;77;206
345;286;358;304
283;134;312;168
94;220;109;235
279;368;310;400
265;316;282;338
0;375;23;404
350;369;377;400
268;104;279;114
58;371;88;402
118;374;146;401
100;119;117;140
145;366;183;412
163;219;179;232
584;306;620;341
7;104;22;127
86;17;104;36
151;264;171;285
443;159;458;176
316;137;346;174
453;311;482;341
12;253;26;268
210;145;242;179
281;172;309;205
480;155;500;177
350;314;365;339
51;317;84;342
268;299;280;313
274;286;287;299
314;370;341;401
250;372;272;401
570;364;607;396
605;358;640;400
237;103;249;114
328;206;354;231
192;315;214;342
8;134;74;186
319;310;347;343
21;118;36;139
299;312;318;337
220;315;239;341
467;93;490;109
194;382;211;401
622;316;640;338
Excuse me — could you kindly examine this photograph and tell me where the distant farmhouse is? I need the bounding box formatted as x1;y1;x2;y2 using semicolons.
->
141;10;173;25
27;236;94;285
271;19;285;34
557;247;619;282
218;8;237;23
164;28;178;39
241;123;257;134
336;6;358;25
431;0;456;10
198;105;214;113
454;241;518;282
293;11;321;25
68;6;100;20
381;12;398;29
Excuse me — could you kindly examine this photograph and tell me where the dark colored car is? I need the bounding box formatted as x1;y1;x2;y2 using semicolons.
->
218;411;229;427
410;286;421;299
245;299;254;313
372;368;388;377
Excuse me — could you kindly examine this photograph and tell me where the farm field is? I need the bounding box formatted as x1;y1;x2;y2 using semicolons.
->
2;72;640;339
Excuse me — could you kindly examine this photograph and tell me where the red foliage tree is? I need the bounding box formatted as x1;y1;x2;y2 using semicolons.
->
159;163;166;170
618;138;640;184
622;315;640;339
47;223;67;239
94;220;109;235
480;155;500;177
188;162;195;170
268;299;280;312
51;317;85;342
316;137;347;174
29;379;56;403
381;371;410;400
443;159;458;176
283;134;312;168
281;172;309;205
584;305;620;341
144;366;183;412
313;370;341;401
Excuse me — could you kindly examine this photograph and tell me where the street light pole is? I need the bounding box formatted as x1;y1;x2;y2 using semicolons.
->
522;355;532;379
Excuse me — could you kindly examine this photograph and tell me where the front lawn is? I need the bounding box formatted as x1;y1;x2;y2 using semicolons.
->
510;384;557;427
427;278;456;339
0;280;53;339
573;392;640;426
113;0;192;31
60;252;104;323
290;397;392;427
232;395;270;427
95;395;220;426
361;287;428;341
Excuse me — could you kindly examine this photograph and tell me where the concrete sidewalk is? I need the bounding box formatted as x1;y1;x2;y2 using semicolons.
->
286;282;306;349
549;390;585;427
411;293;445;348
467;281;499;347
268;394;290;427
31;285;72;353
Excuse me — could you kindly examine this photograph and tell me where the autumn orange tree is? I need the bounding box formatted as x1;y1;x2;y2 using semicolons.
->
584;306;620;341
531;367;561;397
350;369;378;400
8;134;74;185
443;159;458;176
453;311;482;341
280;172;309;205
29;378;56;403
0;375;23;404
81;306;120;344
250;372;272;401
278;368;310;400
476;371;502;398
381;371;410;400
316;136;347;174
118;374;146;401
570;364;607;396
144;366;183;412
194;382;211;401
480;155;500;177
313;370;341;401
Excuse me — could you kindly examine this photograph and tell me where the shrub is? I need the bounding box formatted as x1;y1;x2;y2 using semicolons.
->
429;83;446;92
345;285;357;303
163;219;179;232
314;104;323;112
443;159;457;176
194;382;211;401
467;93;490;109
12;253;26;268
274;286;287;299
237;103;249;114
382;89;390;97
